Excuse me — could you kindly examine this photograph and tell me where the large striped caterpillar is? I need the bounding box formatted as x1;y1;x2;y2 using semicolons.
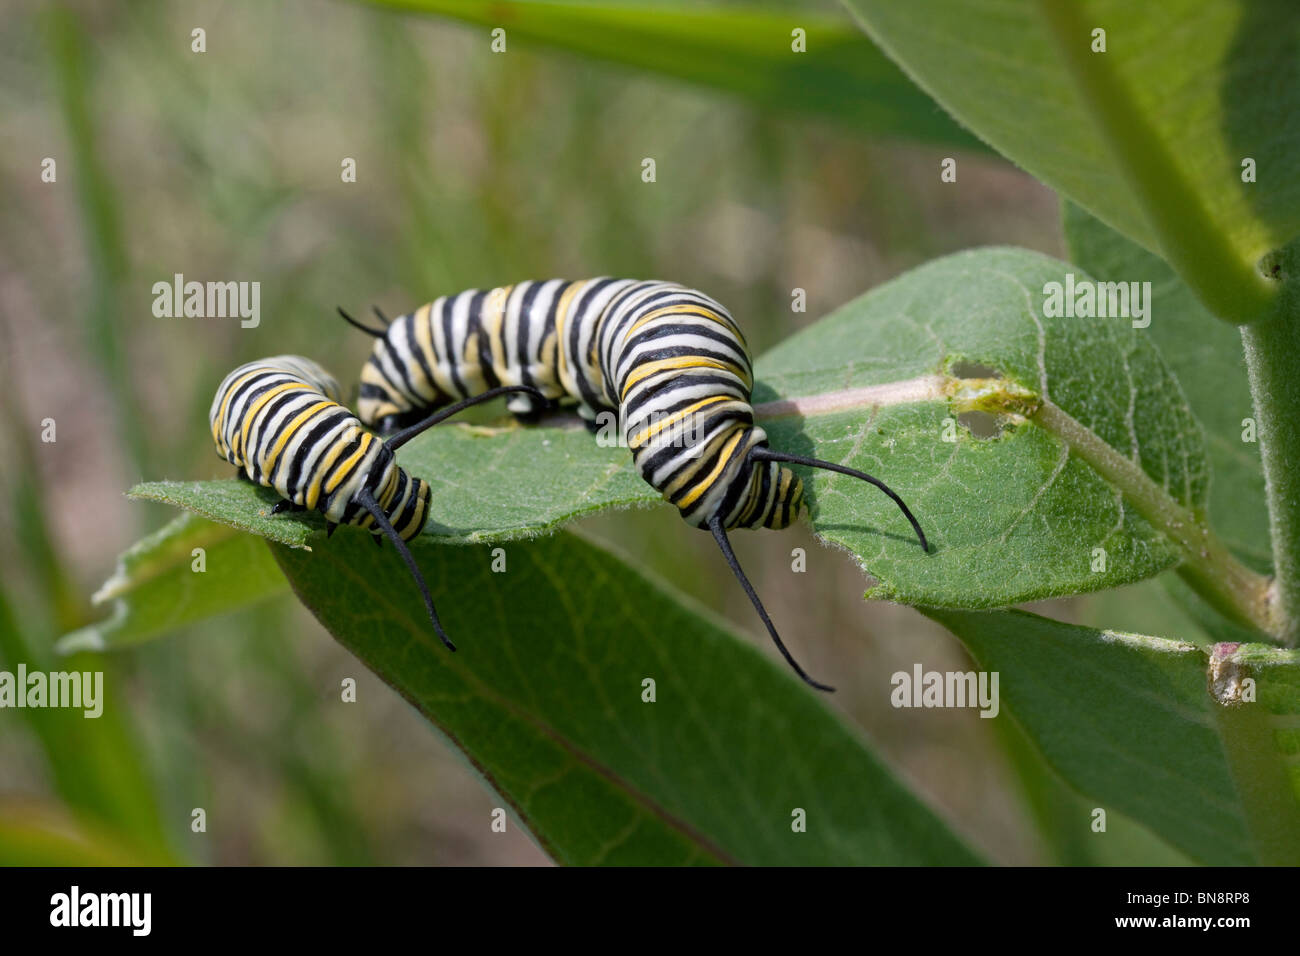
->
342;279;928;691
209;354;540;649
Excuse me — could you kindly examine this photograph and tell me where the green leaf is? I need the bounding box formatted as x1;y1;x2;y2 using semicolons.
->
754;246;1219;609
134;248;1254;621
991;707;1194;865
925;605;1300;865
58;513;288;653
130;423;655;550
843;0;1297;323
1063;200;1270;572
359;0;986;151
274;528;982;865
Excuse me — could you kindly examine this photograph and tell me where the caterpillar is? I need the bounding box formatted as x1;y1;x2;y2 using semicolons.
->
341;279;928;692
209;354;541;650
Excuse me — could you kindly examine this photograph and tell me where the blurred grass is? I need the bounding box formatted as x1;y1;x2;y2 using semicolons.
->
0;0;1126;865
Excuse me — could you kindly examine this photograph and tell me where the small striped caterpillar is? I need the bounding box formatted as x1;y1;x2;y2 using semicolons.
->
343;279;928;691
210;354;540;650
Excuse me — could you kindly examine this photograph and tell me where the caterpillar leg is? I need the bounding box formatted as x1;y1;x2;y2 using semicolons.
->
706;515;835;693
509;395;563;423
270;500;307;516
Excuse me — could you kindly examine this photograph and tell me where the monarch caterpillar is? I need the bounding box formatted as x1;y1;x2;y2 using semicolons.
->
209;354;541;650
342;279;928;692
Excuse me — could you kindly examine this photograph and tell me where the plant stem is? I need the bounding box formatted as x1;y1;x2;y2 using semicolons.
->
1242;291;1300;648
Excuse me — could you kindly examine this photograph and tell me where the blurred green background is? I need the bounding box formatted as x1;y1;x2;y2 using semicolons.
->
0;0;1170;865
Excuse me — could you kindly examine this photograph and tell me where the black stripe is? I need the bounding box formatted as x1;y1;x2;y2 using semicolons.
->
471;290;502;390
441;293;471;398
367;351;411;409
247;390;317;481
284;410;349;502
381;315;424;405
404;308;442;409
319;435;368;515
642;422;739;502
715;450;756;522
568;279;619;410
515;281;544;388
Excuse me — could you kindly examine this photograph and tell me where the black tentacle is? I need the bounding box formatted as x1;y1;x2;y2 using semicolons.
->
707;514;835;692
750;446;928;552
355;486;455;652
337;306;384;337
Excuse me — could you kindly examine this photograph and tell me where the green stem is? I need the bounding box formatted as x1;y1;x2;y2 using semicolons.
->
1242;295;1300;648
1033;400;1275;639
1036;0;1275;324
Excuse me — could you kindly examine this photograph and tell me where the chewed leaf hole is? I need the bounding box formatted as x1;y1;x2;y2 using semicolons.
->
957;409;1004;439
949;360;1000;379
1257;250;1285;282
944;361;1038;438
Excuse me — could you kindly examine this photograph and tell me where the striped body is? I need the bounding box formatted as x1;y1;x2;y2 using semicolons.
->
211;355;430;539
358;279;803;530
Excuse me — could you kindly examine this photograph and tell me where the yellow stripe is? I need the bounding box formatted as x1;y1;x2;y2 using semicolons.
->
674;429;745;508
553;280;589;380
628;395;729;448
306;434;351;510
626;304;733;335
214;367;268;445
487;284;512;378
380;466;398;507
404;490;427;539
263;401;334;475
238;382;309;459
325;434;372;494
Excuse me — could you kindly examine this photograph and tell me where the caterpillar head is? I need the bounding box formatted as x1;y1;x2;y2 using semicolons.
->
747;458;804;530
378;470;432;542
349;445;431;543
680;428;804;531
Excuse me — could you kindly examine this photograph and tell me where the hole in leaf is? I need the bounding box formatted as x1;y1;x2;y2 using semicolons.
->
1257;250;1285;282
957;410;1003;440
950;360;999;379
